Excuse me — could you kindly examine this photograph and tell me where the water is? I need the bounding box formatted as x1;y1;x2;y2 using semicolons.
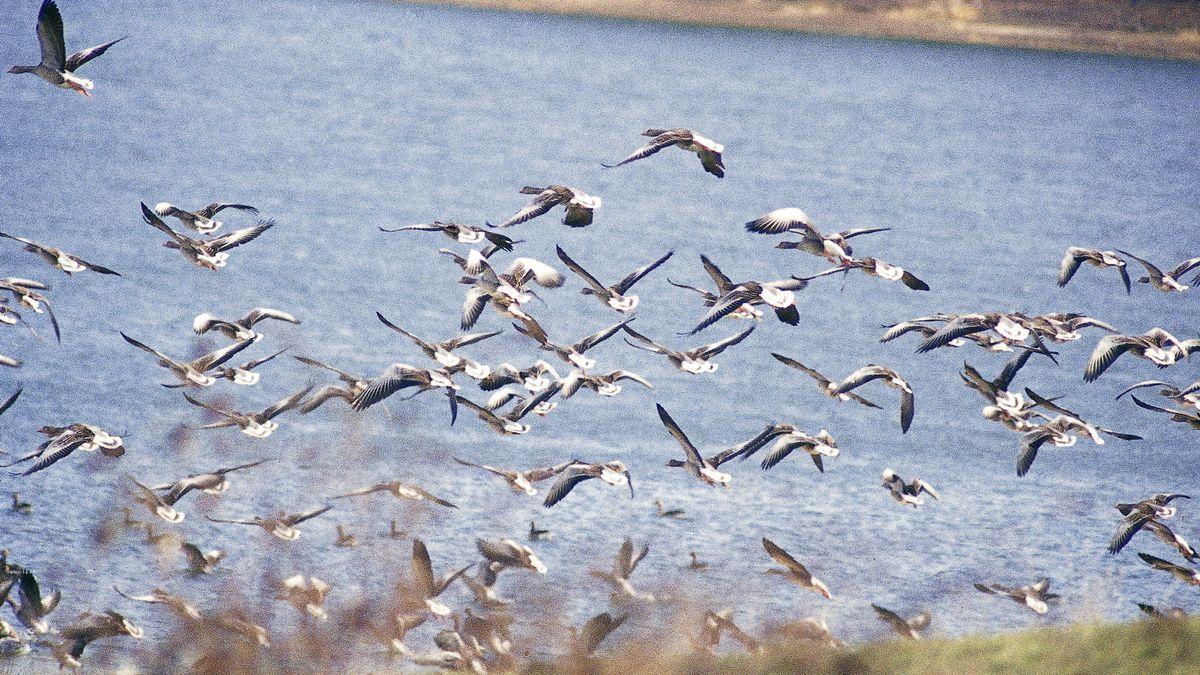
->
0;0;1198;666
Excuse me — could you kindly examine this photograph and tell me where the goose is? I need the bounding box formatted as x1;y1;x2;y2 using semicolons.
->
149;459;269;506
657;499;685;519
459;257;562;330
154;202;258;234
334;524;358;548
1128;395;1200;430
685;266;841;335
129;476;185;523
406;539;470;617
55;611;142;668
1137;603;1189;620
351;364;459;414
831;365;915;433
192;307;299;340
571;611;626;656
451;456;573;496
0;621;29;657
114;586;201;621
1117;379;1200;410
484;386;559;416
140;202;274;270
1108;494;1190;554
211;610;270;647
556;246;673;312
8;1;126;97
180;541;225;574
960;343;1055;417
745;208;888;261
453;387;558;436
0;231;120;276
657;404;731;487
776;617;844;649
762;537;831;599
462;567;512;609
293;355;369;413
1059;248;1130;292
376;613;429;654
9;570;60;632
276;575;331;620
1138;553;1200;586
475;538;547;574
837;257;930;291
603;128;725;177
528;521;552;540
1023;312;1117;343
730;424;839;472
512;317;632;370
974;578;1059;614
700;609;762;654
1016;390;1141;477
479;360;561;393
668;260;762;323
4;423;124;476
381;220;515;250
183;386;311;438
624;325;754;374
1141;519;1198;561
376;311;498;378
916;313;1032;353
686;552;707;570
1118;250;1200;292
770;353;881;409
206;503;332;541
881;469;940;507
589;538;655;603
560;369;653;399
333;480;457;509
871;604;931;640
880;316;967;347
490;185;601;228
121;332;258;387
11;493;32;514
542;460;634;507
0;277;59;342
211;347;288;386
1085;328;1187;381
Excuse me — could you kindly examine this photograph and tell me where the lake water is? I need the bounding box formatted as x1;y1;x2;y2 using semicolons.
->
0;0;1198;668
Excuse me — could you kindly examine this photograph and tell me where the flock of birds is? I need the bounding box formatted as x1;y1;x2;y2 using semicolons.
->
1;0;1198;671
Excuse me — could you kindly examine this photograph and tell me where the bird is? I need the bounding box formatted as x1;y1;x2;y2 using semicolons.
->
182;387;312;438
1140;519;1198;562
113;586;201;621
1138;553;1200;586
915;312;1032;353
555;246;673;312
210;347;288;386
1128;395;1200;430
129;475;185;523
881;469;940;507
1016;392;1142;477
192;307;300;341
180;542;225;574
1058;247;1130;293
589;538;655;603
1085;327;1188;381
0;354;19;368
276;575;331;620
745;208;889;261
871;604;931;639
149;459;269;506
729;424;840;472
542;460;634;507
457;257;560;331
560;369;653;399
140;202;274;270
624;325;754;374
974;578;1059;614
0;231;120;276
408;539;470;616
293;355;369;413
376;311;498;378
686;552;708;570
528;521;552;540
668;256;764;323
54;611;142;668
476;538;547;574
206;503;333;540
8;0;126;97
478;360;561;393
1108;494;1190;555
960;342;1057;419
381;220;514;250
10;493;32;514
451;456;573;496
1023;312;1117;344
838;256;930;291
490;185;602;228
333;480;457;509
684;265;841;335
571;612;627;656
154;202;259;234
770;353;881;408
0;277;59;342
1137;603;1189;620
9;570;60;632
830;365;915;433
762;537;831;599
656;499;685;519
657;404;731;487
121;332;258;387
484;386;559;416
699;609;762;654
1118;250;1200;292
453;387;558;436
603;128;725;177
1116;379;1200;410
350;364;459;414
512;317;633;370
4;423;124;476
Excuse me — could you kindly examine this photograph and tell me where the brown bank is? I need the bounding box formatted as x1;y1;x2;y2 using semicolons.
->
401;0;1200;61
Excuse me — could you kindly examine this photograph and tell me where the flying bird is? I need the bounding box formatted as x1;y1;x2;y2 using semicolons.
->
513;317;633;370
150;459;269;506
1058;247;1130;293
206;504;333;540
192;307;299;341
182;387;312;438
871;604;931;640
625;325;754;374
762;537;831;599
453;456;573;496
556;246;672;312
831;365;915;433
122;332;258;387
1138;553;1200;586
0;231;120;276
8;0;126;96
490;185;601;228
376;311;498;378
881;469;940;507
603;128;725;177
590;538;655;603
154;202;258;234
542;460;634;507
745;208;888;261
333;481;457;509
1108;494;1190;555
1118;250;1200;292
974;578;1059;614
657;404;731;487
1085;327;1188;381
381;220;514;250
453;386;558;436
408;539;471;616
141;202;274;270
770;353;881;408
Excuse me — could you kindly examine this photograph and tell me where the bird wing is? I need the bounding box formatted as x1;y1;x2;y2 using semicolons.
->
762;537;809;578
508;383;559;421
770;353;830;386
1016;428;1053;478
444;329;501;350
259;386;313;420
1057;248;1087;287
1085;336;1142;382
181;393;239;420
242;307;298;327
352;364;425;411
198;203;259;218
238;347;288;371
190;337;258;371
492;192;558;228
1138;552;1189;574
1170;256;1200;279
612;250;674;294
554;245;607;292
916;316;991;353
610;370;653;389
1114;380;1174;401
65;35;127;71
452;456;510;479
697;149;724;177
508;257;564;288
541;468;592;508
575;317;635;353
1117;250;1165;285
210;220;274;253
871;604;908;633
687;287;758;335
578;612;625;655
744;208;814;235
832;366;891;394
460;287;491;330
621;325;669;354
908;611;932;631
699;255;735;293
140;202;189;245
19;435;86;475
899;388;915;433
121;333;183;369
601;131;686;168
411;538;436;598
36;0;66;71
697;326;755;358
657;404;703;467
0;388;22;416
284;504;332;525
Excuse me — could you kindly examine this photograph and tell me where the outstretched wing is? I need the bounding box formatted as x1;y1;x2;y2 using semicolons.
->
210;220;274;253
656;404;702;467
36;0;67;71
612;250;674;294
65;35;128;71
601;131;686;168
198;203;259;219
555;246;608;293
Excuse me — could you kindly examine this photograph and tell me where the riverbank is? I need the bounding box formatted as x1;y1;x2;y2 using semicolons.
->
400;0;1200;61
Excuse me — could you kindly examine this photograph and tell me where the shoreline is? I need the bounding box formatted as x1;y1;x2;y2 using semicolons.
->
399;0;1200;62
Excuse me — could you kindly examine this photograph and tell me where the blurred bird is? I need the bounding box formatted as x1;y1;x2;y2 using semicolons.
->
8;0;126;96
603;128;725;177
